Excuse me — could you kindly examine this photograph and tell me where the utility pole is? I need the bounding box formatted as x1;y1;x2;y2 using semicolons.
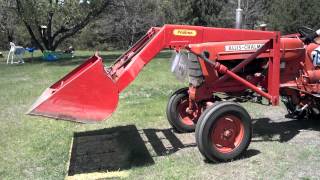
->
235;0;242;29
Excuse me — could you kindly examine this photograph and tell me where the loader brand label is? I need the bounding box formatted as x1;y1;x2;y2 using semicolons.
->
173;29;197;37
224;44;264;52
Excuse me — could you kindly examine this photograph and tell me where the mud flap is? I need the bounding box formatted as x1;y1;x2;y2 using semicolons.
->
27;55;119;123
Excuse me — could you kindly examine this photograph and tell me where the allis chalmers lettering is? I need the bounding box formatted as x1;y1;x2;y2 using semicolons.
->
225;44;264;51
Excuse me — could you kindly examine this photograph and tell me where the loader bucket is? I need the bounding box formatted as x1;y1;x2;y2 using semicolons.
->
27;54;119;123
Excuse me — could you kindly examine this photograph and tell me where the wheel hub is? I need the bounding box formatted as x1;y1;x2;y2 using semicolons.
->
177;99;200;126
211;115;244;153
223;129;233;139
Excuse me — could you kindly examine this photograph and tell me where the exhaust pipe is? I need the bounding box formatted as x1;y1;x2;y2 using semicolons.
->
235;0;243;29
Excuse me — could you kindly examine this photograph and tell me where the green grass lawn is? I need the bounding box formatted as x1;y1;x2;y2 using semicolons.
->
0;50;319;179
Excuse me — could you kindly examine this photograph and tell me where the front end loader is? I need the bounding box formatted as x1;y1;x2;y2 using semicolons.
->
28;25;320;162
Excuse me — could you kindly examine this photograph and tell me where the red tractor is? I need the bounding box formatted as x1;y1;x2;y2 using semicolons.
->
28;25;320;162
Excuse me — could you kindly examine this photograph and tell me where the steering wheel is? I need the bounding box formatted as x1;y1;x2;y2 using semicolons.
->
297;26;315;37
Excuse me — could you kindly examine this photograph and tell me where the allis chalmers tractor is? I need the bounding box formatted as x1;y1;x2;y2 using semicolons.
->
28;25;320;162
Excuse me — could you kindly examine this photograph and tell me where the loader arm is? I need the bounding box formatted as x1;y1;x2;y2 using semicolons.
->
107;24;280;92
28;24;280;123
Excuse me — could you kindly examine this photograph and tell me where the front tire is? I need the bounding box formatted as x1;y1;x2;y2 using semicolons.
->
195;101;252;162
166;88;200;133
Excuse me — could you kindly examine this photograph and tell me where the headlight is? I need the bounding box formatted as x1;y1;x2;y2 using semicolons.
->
171;52;189;82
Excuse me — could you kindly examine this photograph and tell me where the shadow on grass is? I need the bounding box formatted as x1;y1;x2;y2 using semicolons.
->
68;123;268;175
68;116;319;175
68;125;154;176
68;125;198;176
252;117;320;142
142;128;196;156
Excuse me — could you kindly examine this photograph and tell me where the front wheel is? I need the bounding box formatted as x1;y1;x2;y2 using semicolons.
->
195;101;252;162
166;88;201;133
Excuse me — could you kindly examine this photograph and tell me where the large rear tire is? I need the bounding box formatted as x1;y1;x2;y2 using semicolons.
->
195;101;252;162
166;88;200;133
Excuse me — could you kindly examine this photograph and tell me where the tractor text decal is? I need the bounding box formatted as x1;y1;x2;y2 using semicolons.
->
225;44;264;52
173;29;197;37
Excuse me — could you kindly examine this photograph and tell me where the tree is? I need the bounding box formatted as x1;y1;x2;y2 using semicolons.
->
97;0;162;48
267;0;320;34
14;0;113;51
241;0;270;29
0;0;18;43
169;0;229;26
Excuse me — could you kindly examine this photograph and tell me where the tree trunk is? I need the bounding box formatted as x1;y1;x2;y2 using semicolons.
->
6;29;14;42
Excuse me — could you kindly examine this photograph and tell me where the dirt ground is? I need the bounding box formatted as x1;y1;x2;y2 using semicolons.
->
66;104;320;179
